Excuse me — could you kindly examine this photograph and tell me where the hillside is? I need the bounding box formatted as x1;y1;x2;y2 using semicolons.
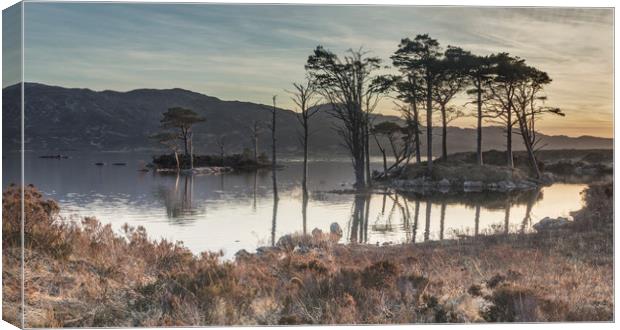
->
2;83;612;155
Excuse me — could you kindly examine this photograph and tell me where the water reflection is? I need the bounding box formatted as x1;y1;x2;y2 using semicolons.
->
349;193;370;243
5;153;589;259
155;175;200;221
341;187;548;245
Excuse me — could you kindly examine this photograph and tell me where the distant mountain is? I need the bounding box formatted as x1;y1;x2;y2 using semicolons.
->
2;83;613;155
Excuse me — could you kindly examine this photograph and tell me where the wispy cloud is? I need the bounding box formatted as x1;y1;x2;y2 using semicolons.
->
13;4;614;137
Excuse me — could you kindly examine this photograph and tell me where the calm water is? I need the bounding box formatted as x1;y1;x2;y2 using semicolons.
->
4;152;586;259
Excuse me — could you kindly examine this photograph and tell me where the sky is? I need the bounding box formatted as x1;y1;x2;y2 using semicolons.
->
4;3;614;138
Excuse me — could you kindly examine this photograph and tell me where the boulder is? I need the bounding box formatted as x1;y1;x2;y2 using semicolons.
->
276;234;295;250
234;249;252;259
311;228;323;238
498;181;516;191
463;181;483;188
330;222;343;237
463;181;483;192
533;216;571;232
293;245;310;254
256;246;280;255
438;178;451;187
540;172;555;184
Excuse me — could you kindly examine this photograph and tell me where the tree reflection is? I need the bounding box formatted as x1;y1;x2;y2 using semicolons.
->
413;200;420;243
474;205;480;237
155;174;199;222
521;189;541;233
349;193;371;243
271;171;279;247
424;200;431;241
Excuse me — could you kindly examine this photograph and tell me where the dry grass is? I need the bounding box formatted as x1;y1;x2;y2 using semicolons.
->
2;183;613;327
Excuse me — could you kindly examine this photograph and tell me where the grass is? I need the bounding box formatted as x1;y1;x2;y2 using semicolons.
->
2;183;613;326
400;159;530;184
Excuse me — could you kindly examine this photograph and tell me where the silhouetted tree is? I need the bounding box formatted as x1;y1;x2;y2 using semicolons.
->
270;95;279;200
216;135;226;166
392;34;443;173
160;107;205;170
306;46;390;188
150;132;181;171
512;65;565;178
433;46;468;160
460;51;495;166
287;80;320;193
372;121;404;176
394;74;424;164
485;53;525;168
246;120;262;164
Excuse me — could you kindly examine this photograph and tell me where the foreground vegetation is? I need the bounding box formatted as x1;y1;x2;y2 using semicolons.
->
2;183;612;327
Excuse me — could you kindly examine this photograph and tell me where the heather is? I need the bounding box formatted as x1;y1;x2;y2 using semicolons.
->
2;183;613;327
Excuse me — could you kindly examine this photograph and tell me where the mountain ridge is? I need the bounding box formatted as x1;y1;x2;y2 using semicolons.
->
2;82;612;155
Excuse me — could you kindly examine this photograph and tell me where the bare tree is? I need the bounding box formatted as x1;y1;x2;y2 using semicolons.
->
512;65;565;178
287;80;320;193
150;132;182;172
269;95;279;201
306;46;391;188
216;135;226;166
372;121;405;176
394;74;424;164
246;120;262;164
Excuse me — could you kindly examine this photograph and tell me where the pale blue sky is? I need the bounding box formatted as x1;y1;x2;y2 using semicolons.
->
6;3;615;137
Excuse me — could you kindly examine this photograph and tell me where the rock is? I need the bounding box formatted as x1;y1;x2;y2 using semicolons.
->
498;180;516;191
540;172;555;184
486;182;499;190
463;181;483;192
293;245;310;254
463;181;483;188
235;249;252;259
256;246;279;255
311;228;323;238
515;181;536;190
330;222;343;237
533;216;571;232
276;234;295;250
438;178;450;187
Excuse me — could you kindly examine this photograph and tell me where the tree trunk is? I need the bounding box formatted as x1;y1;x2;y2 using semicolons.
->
440;103;448;161
506;103;514;168
271;98;278;200
426;77;433;173
476;85;483;166
188;130;194;170
424;200;431;241
301;188;308;235
413;105;421;163
364;120;371;187
182;129;189;157
302;119;309;190
518;117;542;179
174;151;180;172
254;134;258;164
